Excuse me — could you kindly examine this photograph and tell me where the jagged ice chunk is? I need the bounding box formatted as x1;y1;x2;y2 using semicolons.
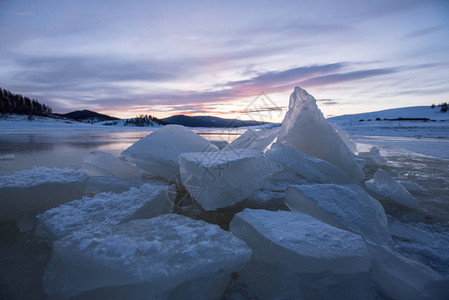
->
179;149;282;210
277;87;364;181
266;143;355;184
286;184;391;245
80;151;142;179
223;127;279;153
230;209;370;274
121;125;218;180
365;169;418;209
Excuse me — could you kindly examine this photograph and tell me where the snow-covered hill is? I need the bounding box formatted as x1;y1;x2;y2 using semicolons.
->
329;106;449;138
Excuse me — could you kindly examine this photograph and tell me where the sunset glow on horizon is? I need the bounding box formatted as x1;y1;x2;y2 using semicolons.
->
1;0;448;122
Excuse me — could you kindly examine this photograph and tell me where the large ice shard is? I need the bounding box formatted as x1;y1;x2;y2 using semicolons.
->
266;143;355;184
80;151;142;179
44;214;252;299
38;182;173;240
277;87;364;181
223;127;279;153
0;167;87;223
371;246;448;300
365;169;418;209
121;125;218;180
286;184;391;245
230;209;371;300
230;209;370;274
179;149;282;210
331;123;358;154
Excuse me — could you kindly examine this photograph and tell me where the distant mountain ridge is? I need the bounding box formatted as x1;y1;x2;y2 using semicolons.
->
162;115;273;127
55;110;119;122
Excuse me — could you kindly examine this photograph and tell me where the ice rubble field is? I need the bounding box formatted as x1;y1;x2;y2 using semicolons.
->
1;87;449;300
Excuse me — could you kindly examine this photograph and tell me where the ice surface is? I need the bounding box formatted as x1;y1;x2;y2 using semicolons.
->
266;143;355;184
286;184;391;245
332;123;358;154
223;127;279;153
38;182;173;240
80;151;142;179
0;167;88;222
277;87;364;181
365;169;418;209
179;149;282;210
370;245;447;300
44;214;252;298
230;209;370;274
121;125;218;180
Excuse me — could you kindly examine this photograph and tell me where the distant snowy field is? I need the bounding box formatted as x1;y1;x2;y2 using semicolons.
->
329;106;449;139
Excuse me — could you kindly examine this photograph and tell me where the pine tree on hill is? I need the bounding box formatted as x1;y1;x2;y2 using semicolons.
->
0;87;52;116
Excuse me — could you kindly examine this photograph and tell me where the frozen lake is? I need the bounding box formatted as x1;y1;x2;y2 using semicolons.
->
0;128;245;175
1;128;447;221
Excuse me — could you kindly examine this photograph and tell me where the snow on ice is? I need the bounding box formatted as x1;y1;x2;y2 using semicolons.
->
44;214;252;299
38;182;173;240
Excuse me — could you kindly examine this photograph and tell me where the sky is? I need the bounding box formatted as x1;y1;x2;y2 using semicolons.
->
0;0;448;122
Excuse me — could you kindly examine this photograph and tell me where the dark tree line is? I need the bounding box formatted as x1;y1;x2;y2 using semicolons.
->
431;102;448;113
0;87;52;116
124;115;167;127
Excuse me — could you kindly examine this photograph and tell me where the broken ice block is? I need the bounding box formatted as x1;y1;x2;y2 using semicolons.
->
230;209;370;274
179;149;282;210
81;151;142;179
365;169;418;209
44;215;252;299
121;125;218;180
286;184;391;245
357;146;387;168
371;245;447;300
266;143;355;184
223;127;279;153
0;167;88;223
238;258;376;300
38;182;173;240
277;87;364;181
